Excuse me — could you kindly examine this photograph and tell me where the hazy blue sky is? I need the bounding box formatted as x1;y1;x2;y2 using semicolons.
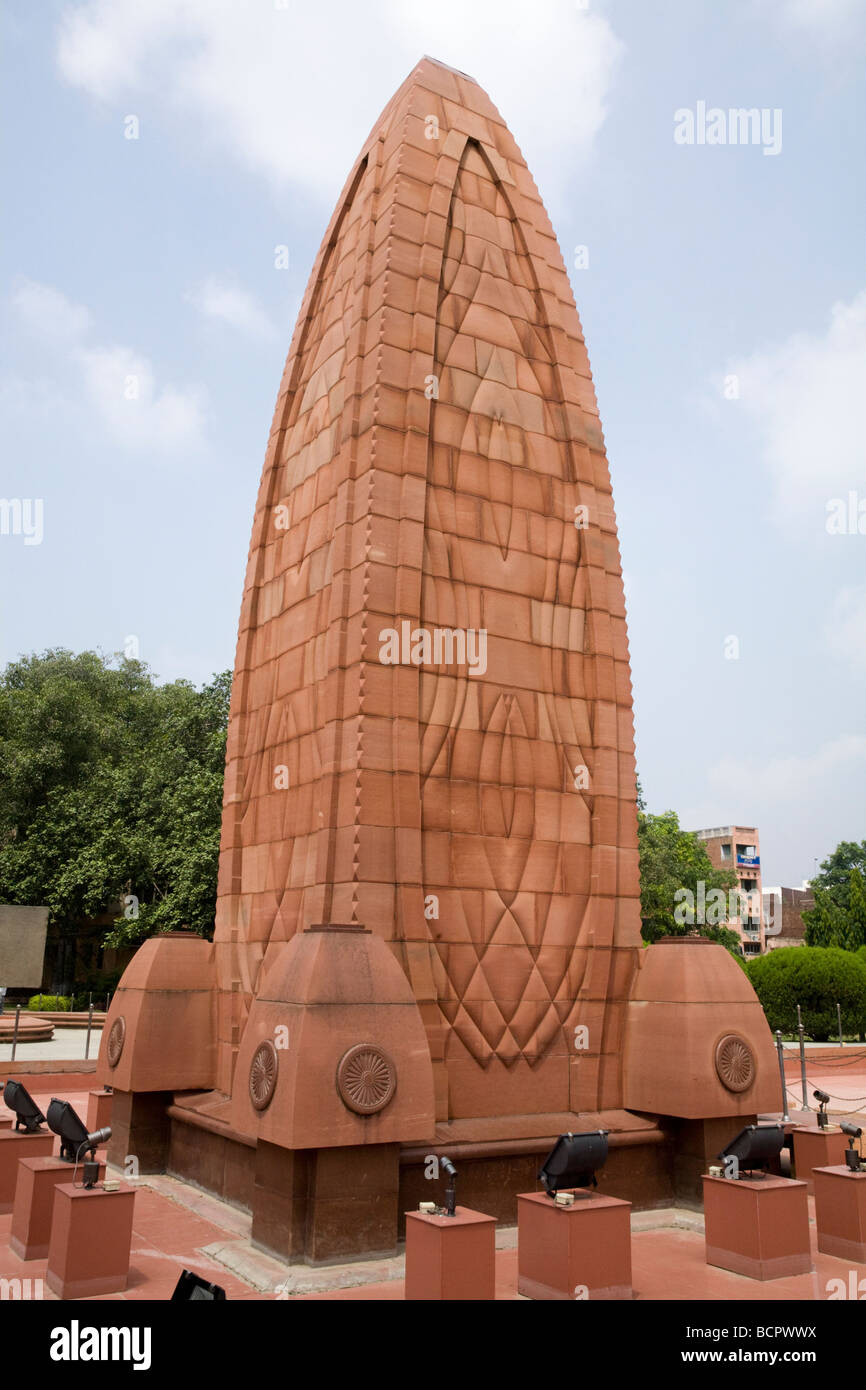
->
1;0;864;888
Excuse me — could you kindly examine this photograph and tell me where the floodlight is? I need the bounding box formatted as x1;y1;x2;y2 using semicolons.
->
841;1121;864;1171
440;1155;457;1216
538;1130;609;1197
46;1098;110;1163
718;1123;784;1178
3;1080;46;1133
813;1089;831;1128
171;1271;227;1301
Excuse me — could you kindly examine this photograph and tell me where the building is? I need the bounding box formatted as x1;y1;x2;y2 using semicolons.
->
693;825;764;955
762;884;814;949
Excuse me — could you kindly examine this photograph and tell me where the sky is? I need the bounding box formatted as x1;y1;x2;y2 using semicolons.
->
1;0;864;889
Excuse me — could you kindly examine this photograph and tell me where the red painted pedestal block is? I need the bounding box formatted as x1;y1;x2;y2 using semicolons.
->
703;1174;812;1280
46;1183;136;1298
0;1131;55;1213
791;1126;849;1194
85;1089;113;1132
813;1164;866;1263
0;1116;13;1130
404;1206;496;1301
517;1190;633;1301
11;1158;106;1261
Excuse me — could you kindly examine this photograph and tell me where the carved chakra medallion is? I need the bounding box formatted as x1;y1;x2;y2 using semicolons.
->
107;1016;126;1068
714;1033;755;1092
249;1040;279;1111
336;1044;397;1115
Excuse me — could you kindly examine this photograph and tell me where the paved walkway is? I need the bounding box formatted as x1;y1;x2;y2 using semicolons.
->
0;1027;103;1062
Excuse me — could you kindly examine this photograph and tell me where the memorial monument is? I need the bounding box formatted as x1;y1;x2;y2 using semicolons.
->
98;57;779;1262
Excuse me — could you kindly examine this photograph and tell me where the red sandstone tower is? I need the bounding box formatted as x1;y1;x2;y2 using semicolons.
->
98;59;779;1262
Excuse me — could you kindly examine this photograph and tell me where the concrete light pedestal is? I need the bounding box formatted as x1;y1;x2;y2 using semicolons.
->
517;1190;632;1301
791;1126;849;1194
11;1157;106;1260
0;1130;55;1212
813;1164;866;1262
404;1206;497;1301
46;1182;136;1298
703;1174;811;1279
85;1089;113;1133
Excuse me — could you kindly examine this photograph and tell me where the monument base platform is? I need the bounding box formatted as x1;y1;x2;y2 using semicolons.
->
103;1085;785;1264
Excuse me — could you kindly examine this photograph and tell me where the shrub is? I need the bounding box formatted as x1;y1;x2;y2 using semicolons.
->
747;947;866;1040
27;994;72;1012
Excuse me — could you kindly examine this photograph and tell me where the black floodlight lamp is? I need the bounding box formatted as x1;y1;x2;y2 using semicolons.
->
718;1123;784;1178
46;1097;110;1163
171;1271;227;1301
3;1079;46;1133
440;1156;457;1217
813;1089;831;1129
538;1129;609;1198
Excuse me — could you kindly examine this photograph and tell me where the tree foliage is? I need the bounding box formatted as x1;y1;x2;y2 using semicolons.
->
804;841;866;950
747;946;866;1040
0;649;230;947
637;806;740;951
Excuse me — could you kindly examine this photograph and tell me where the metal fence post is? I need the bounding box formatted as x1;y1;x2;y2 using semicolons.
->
84;1003;94;1061
11;1004;21;1061
775;1030;790;1121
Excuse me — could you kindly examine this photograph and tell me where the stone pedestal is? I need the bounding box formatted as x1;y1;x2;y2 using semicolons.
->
11;1157;106;1260
404;1206;497;1301
0;1116;13;1130
517;1190;632;1301
251;1140;400;1265
791;1126;849;1194
813;1164;866;1262
85;1089;113;1133
105;1089;171;1173
703;1174;811;1279
0;1130;55;1212
46;1183;136;1298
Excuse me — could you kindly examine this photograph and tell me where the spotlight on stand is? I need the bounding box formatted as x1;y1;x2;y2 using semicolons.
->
46;1098;110;1164
538;1130;609;1200
171;1270;227;1301
3;1079;46;1133
718;1123;784;1178
841;1121;864;1172
813;1089;831;1129
440;1156;457;1216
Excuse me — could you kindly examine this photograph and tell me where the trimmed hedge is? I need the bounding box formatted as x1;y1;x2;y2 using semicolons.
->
27;994;72;1012
747;947;866;1040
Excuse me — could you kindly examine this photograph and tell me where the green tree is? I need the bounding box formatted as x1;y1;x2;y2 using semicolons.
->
637;807;740;952
0;649;230;951
845;868;866;951
803;844;866;950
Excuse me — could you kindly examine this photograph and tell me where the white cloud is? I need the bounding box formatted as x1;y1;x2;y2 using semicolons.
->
13;279;92;342
56;0;622;202
727;291;866;521
825;586;866;675
185;277;276;339
707;735;866;804
776;0;864;32
11;278;205;454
